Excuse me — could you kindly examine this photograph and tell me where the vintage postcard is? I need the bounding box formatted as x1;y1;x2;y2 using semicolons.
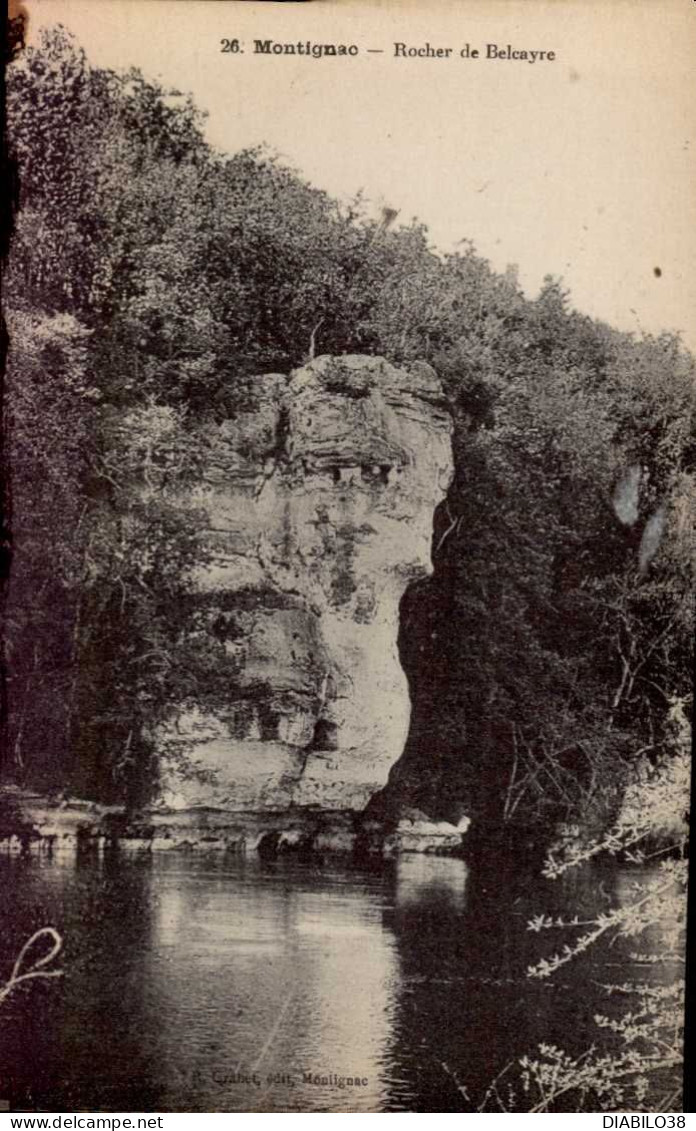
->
1;0;693;1115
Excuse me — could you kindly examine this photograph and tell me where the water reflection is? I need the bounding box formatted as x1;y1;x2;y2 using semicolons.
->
142;861;399;1111
384;853;544;1110
384;854;682;1111
0;856;402;1112
0;851;678;1113
394;855;468;911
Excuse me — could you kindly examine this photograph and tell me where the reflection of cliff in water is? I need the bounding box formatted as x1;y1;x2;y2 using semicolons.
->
0;853;677;1113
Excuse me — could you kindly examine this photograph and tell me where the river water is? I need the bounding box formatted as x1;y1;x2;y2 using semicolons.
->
0;850;678;1112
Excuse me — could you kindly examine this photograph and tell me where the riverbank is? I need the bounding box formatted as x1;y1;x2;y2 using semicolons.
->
0;788;472;858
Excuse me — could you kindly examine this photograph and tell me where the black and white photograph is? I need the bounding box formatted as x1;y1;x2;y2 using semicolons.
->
1;0;693;1115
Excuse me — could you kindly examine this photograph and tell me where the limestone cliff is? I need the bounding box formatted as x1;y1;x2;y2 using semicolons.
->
159;355;453;812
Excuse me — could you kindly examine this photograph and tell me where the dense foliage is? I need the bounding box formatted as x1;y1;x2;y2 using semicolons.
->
473;695;689;1112
2;25;694;819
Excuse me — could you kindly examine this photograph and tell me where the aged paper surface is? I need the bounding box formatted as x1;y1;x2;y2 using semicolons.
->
1;0;693;1115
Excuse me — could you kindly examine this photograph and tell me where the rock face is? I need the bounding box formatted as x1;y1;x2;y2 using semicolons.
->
160;355;453;812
